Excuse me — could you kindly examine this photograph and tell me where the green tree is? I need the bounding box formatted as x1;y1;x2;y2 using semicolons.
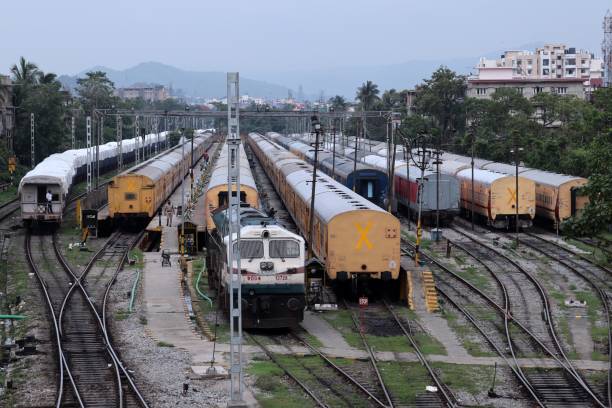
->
356;80;380;110
563;131;612;236
9;58;68;164
10;57;39;107
328;95;348;111
76;71;117;114
413;66;466;145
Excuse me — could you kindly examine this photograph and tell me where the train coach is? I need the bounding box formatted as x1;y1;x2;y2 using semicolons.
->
206;205;306;328
439;160;536;229
108;133;213;221
359;154;460;224
247;133;400;295
19;132;169;225
204;142;259;231
267;132;388;208
433;152;588;226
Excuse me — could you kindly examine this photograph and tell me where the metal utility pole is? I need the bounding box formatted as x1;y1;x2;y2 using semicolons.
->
331;123;336;178
226;72;245;407
181;122;186;249
511;134;522;247
96;114;102;190
117;116;123;171
86;116;92;193
604;10;612;87
414;141;430;265
30;113;35;168
403;143;411;229
308;115;322;260
135;116;140;164
71;116;75;150
470;131;475;231
154;117;159;156
434;148;441;241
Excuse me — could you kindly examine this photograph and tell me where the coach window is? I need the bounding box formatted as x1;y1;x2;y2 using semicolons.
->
125;193;137;200
234;240;263;260
270;240;300;258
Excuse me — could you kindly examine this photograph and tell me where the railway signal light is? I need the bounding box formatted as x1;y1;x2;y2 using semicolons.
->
8;156;16;174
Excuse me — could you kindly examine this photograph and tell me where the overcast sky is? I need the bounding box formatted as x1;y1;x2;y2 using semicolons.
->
1;0;609;76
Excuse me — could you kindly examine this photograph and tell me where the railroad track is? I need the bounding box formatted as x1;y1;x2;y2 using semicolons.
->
343;298;456;407
249;330;391;407
401;232;605;407
26;230;149;407
0;197;20;224
520;232;611;407
433;226;605;407
245;143;297;233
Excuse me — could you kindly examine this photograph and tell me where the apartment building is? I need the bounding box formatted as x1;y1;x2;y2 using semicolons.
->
468;44;603;100
0;75;13;139
115;84;170;102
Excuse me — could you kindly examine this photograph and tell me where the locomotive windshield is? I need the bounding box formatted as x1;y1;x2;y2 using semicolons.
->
270;240;300;258
233;240;264;259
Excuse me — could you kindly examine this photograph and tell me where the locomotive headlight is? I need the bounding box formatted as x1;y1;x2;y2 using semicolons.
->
260;261;274;271
261;230;270;239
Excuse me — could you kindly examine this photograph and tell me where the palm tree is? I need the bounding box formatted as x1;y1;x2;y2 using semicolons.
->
356;80;380;110
37;71;58;85
11;57;39;85
328;95;348;111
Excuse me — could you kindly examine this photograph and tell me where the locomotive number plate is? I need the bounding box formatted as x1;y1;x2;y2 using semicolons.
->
276;275;288;280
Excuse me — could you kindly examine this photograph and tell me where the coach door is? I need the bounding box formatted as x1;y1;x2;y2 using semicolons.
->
37;185;47;204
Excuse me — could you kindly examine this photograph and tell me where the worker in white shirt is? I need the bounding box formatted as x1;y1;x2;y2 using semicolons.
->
46;190;53;213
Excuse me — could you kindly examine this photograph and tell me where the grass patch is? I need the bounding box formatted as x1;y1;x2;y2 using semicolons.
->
321;310;363;349
380;361;496;404
431;361;493;394
0;185;17;206
412;332;447;355
455;265;491;291
379;361;430;405
115;309;129;321
157;341;174;347
248;360;316;408
129;248;144;266
443;310;496;357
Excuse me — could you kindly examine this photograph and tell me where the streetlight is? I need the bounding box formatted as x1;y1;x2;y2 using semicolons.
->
307;114;322;260
510;132;523;247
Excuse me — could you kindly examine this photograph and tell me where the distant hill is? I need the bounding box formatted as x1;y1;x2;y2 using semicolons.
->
59;42;545;100
246;42;546;98
59;61;292;99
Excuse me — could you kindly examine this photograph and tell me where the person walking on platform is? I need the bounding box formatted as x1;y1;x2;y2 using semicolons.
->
165;201;174;226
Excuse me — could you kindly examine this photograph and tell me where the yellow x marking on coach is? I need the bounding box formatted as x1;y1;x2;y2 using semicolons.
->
355;222;373;250
507;188;517;205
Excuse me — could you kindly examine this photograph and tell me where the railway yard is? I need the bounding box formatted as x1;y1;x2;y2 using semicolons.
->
0;128;610;408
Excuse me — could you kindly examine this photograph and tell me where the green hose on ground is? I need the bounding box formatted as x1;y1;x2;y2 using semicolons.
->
128;269;140;313
195;260;213;308
0;315;26;320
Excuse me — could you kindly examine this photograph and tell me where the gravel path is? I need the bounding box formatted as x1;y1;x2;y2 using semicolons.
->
107;256;228;407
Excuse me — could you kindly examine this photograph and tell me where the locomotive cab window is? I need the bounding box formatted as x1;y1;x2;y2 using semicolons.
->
270;240;300;258
233;240;263;260
125;193;137;201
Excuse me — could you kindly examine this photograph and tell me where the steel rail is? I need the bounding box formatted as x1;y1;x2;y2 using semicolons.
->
53;232;150;407
402;238;597;406
448;227;606;407
290;332;390;407
435;286;545;407
25;233;84;408
521;233;611;408
381;299;457;408
342;300;394;408
247;333;329;408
